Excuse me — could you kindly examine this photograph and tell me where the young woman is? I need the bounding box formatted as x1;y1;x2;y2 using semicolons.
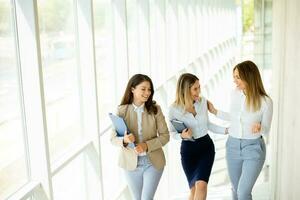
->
110;74;170;200
168;73;228;200
208;60;273;200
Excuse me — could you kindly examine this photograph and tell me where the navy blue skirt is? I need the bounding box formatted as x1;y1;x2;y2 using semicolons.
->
180;134;215;188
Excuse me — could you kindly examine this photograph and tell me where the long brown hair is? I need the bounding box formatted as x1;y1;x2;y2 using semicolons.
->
174;73;199;110
234;60;268;111
120;74;157;114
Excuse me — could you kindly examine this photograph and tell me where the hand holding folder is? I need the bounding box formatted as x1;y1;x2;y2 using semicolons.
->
171;119;194;141
123;131;136;145
170;119;187;133
109;113;135;147
108;113;130;137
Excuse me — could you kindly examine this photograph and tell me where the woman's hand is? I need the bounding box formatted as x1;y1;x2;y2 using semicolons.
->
252;123;261;134
207;100;217;115
225;127;229;135
181;128;193;139
134;142;148;154
123;131;135;144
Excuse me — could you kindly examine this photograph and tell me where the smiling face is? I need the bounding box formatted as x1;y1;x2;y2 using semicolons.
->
131;81;152;105
233;68;246;91
189;80;201;101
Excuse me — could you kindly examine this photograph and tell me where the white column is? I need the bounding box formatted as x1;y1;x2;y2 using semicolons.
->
271;0;300;199
165;0;179;78
15;0;53;199
75;0;103;199
137;0;151;75
112;0;129;101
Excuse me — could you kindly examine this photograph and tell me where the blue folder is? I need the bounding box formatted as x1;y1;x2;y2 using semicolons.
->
109;113;130;137
171;119;194;141
170;119;187;133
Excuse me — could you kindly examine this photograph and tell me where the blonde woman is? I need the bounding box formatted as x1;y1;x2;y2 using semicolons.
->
208;61;273;200
168;73;228;200
111;74;170;200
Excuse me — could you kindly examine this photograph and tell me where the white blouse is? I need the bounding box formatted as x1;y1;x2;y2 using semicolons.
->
132;103;147;156
217;88;273;139
168;97;226;140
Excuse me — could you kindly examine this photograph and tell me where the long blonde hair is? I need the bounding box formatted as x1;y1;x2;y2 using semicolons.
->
174;73;199;110
234;60;269;111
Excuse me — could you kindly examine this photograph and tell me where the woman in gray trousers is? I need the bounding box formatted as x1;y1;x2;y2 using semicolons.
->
208;60;273;200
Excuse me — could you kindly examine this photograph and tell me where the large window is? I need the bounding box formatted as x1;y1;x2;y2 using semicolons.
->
52;153;101;200
165;0;179;78
93;0;115;123
149;0;167;86
0;0;241;199
37;0;83;162
0;1;28;198
126;0;152;78
126;0;139;76
94;0;123;199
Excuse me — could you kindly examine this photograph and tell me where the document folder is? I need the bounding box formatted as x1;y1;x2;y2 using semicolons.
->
170;119;187;133
109;113;130;137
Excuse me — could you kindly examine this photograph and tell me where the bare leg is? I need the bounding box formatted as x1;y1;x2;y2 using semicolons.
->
194;180;207;200
189;186;195;200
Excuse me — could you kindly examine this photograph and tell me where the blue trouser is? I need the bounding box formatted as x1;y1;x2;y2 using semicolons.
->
226;136;266;200
124;156;163;200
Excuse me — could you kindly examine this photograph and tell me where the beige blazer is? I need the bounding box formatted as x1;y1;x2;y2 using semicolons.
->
110;104;170;171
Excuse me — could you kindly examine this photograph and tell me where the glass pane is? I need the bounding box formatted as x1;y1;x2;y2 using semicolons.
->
93;0;115;123
0;1;28;198
177;1;189;66
37;0;83;162
149;0;166;86
126;0;139;76
93;1;123;198
94;0;116;122
52;153;101;200
165;0;179;76
100;132;126;199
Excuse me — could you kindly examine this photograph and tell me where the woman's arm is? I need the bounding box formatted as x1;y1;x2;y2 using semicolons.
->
145;105;170;153
110;129;125;147
110;107;135;148
167;107;185;140
208;121;228;135
260;97;273;135
216;110;231;121
207;100;230;121
206;104;228;134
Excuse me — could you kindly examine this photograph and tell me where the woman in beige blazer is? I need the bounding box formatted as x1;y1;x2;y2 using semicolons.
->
111;74;170;200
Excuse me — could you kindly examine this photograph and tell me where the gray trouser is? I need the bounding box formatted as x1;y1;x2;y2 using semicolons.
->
226;136;266;200
124;156;163;200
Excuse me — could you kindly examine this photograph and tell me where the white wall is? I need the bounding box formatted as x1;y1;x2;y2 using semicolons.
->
271;0;300;199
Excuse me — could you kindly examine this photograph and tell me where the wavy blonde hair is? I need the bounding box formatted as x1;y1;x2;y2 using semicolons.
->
174;73;199;111
234;60;269;111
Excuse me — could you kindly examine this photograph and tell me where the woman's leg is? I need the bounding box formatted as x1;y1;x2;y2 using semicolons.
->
124;168;143;200
180;141;198;199
189;186;195;200
141;158;163;200
194;180;207;200
237;159;265;200
227;158;243;200
226;136;243;200
236;138;266;200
